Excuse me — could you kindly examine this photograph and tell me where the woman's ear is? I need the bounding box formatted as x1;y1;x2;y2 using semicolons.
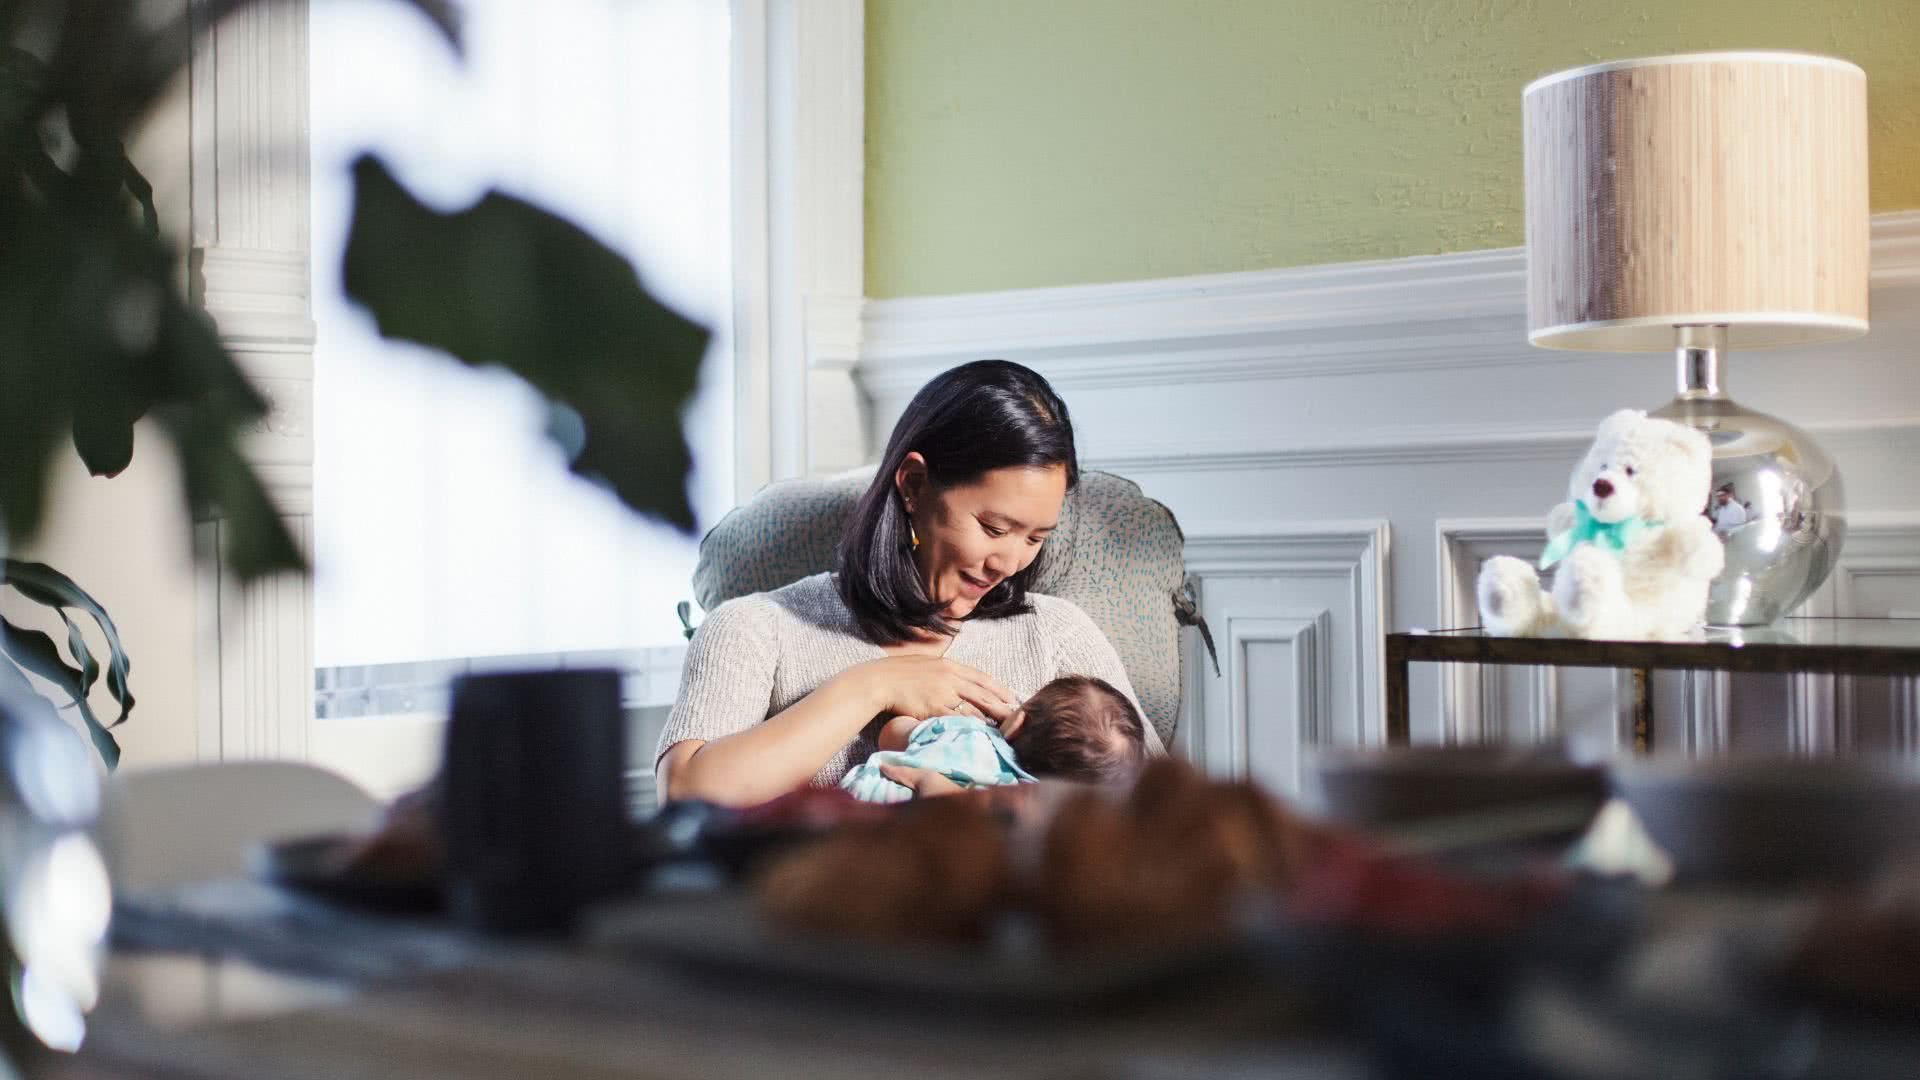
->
894;452;929;510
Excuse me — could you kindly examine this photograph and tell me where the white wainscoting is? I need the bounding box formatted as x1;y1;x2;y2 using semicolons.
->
189;3;317;762
1173;525;1387;795
1434;519;1551;742
1789;514;1920;754
853;212;1920;774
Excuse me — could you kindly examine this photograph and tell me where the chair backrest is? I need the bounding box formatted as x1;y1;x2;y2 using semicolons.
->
692;467;1196;745
102;761;382;891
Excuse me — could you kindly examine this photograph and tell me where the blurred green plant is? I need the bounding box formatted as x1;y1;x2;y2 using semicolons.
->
0;1;711;765
2;0;708;569
0;560;128;770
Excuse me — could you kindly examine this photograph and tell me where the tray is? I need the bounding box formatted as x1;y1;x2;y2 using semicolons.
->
584;890;1253;1008
252;833;444;914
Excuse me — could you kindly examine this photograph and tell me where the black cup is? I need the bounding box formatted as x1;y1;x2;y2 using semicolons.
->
442;668;627;934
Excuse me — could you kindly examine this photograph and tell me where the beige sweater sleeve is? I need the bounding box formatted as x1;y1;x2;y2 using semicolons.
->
654;597;780;766
1038;596;1169;757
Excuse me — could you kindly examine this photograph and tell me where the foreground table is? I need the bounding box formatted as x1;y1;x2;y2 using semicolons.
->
52;881;1364;1080
48;867;1920;1077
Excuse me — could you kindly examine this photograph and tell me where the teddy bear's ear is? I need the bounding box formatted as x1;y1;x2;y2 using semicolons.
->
1663;421;1713;466
1596;408;1648;439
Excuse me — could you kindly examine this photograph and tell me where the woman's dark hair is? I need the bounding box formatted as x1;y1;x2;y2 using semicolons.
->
1009;676;1147;783
835;360;1079;644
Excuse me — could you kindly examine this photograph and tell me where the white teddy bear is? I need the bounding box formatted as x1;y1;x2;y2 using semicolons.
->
1478;409;1725;641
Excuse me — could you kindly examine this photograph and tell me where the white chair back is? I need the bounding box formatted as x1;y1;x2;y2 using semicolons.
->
102;761;382;891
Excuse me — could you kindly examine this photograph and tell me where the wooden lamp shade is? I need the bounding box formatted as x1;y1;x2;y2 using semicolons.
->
1523;52;1870;351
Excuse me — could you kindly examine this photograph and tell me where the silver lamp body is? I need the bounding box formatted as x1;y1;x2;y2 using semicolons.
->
1649;326;1846;626
1523;53;1869;628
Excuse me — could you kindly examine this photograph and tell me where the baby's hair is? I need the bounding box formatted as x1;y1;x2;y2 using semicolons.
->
1009;675;1146;783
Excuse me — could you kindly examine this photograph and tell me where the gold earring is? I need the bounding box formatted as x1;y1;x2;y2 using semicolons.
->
908;518;921;550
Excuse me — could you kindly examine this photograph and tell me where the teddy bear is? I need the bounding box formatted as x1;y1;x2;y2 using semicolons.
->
1477;409;1725;641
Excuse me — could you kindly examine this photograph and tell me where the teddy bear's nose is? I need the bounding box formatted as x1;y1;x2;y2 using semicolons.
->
1592;478;1615;499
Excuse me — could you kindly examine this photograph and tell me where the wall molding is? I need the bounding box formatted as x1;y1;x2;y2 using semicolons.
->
1433;519;1554;742
1684;669;1733;755
189;0;315;762
1795;513;1920;752
1091;414;1920;479
1181;522;1389;758
191;247;316;348
804;293;866;373
860;211;1920;399
731;0;865;493
1219;611;1331;795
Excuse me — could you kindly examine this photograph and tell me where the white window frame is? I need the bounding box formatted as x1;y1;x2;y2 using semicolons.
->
190;0;866;774
731;0;868;496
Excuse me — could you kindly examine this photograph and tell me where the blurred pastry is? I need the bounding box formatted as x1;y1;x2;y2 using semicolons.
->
755;794;1010;943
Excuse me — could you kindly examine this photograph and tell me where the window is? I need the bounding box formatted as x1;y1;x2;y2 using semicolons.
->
310;1;732;730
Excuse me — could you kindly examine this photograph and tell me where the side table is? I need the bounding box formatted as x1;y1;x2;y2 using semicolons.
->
1385;618;1920;751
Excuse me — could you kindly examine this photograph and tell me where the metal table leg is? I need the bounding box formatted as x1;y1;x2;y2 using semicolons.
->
1632;667;1654;753
1386;638;1410;745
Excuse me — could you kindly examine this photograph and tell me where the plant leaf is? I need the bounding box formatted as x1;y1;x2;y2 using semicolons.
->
0;650;41;703
0;45;49;152
194;0;463;53
0;5;303;586
120;151;157;236
342;154;708;532
139;276;305;581
0;653;71;734
3;558;133;722
0;205;112;541
0;614;119;770
162;408;306;581
58;611;98;698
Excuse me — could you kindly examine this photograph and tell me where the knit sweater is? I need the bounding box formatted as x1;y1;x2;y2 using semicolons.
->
657;572;1164;788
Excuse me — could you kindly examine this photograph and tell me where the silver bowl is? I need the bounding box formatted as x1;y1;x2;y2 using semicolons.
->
1305;745;1609;842
1612;757;1920;887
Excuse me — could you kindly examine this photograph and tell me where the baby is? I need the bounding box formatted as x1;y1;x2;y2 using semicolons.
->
840;675;1148;803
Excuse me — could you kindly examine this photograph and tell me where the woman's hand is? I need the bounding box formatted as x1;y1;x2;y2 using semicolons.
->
879;764;966;798
850;655;1022;723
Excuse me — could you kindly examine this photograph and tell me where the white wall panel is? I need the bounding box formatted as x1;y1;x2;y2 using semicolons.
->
855;214;1920;752
1792;515;1920;754
1188;610;1331;797
1173;525;1386;789
1435;520;1554;743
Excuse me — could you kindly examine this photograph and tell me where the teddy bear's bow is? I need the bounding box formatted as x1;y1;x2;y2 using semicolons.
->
1539;503;1661;569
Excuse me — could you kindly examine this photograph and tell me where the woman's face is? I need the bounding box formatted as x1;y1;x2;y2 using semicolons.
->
897;457;1067;621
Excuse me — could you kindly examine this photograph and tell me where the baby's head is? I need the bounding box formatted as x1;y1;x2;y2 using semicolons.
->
1008;675;1147;784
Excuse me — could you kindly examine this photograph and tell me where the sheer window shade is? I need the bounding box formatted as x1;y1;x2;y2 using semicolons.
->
311;0;732;668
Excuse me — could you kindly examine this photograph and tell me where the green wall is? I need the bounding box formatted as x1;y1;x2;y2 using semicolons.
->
866;0;1920;298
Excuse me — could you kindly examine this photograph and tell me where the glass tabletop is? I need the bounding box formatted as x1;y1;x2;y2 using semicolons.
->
1403;618;1920;651
1387;618;1920;675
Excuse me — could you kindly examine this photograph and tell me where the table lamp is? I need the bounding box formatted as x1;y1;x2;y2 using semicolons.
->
1522;51;1870;626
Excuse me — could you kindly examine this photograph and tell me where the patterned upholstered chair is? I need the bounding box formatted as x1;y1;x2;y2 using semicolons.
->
687;467;1211;747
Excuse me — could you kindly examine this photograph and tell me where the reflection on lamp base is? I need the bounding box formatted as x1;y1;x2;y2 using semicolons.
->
1650;329;1845;626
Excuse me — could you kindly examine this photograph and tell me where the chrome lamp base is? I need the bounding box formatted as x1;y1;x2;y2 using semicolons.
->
1648;326;1846;626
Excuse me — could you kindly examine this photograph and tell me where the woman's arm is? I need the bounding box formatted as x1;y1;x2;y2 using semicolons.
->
657;600;1020;806
655;598;891;807
660;670;887;806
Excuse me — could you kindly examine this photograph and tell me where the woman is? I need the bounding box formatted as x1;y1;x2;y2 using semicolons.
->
656;360;1163;807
